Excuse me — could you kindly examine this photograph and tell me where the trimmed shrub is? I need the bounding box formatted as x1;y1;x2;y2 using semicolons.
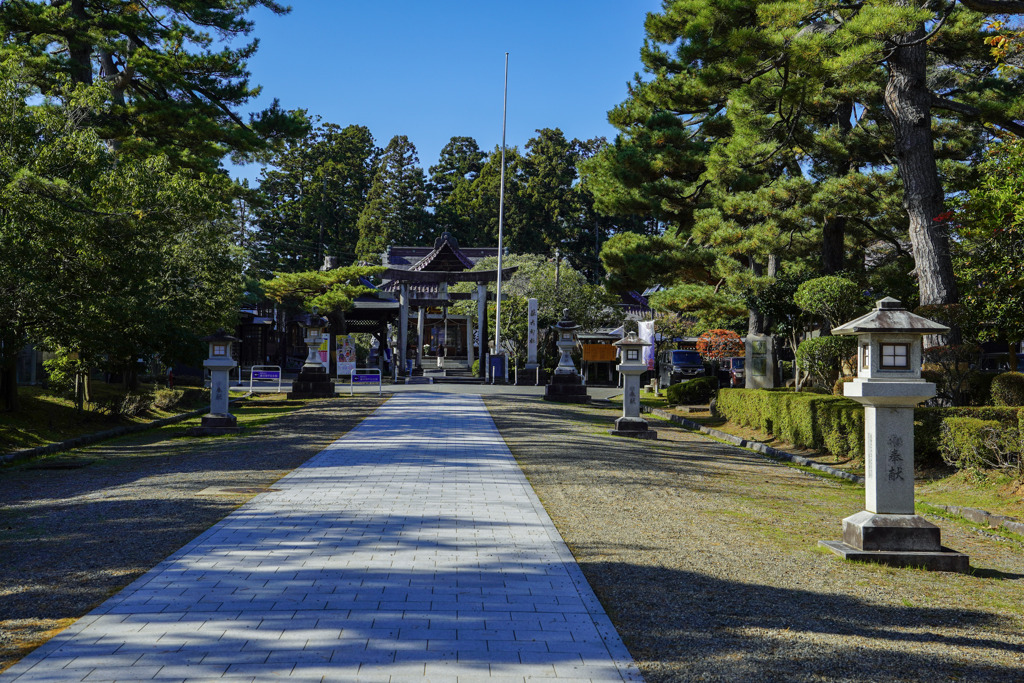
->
991;372;1024;406
153;388;184;411
472;360;480;376
96;393;152;417
939;417;1021;473
666;376;718;405
717;388;864;458
795;336;857;388
914;406;1020;468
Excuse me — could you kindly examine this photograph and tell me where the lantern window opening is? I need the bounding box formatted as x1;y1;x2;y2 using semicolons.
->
880;343;910;369
626;349;640;361
861;344;870;371
213;344;228;357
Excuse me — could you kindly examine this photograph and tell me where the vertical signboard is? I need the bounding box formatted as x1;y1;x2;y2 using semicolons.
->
526;298;539;368
337;334;356;376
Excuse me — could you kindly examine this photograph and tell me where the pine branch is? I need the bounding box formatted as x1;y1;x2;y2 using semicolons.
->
959;0;1024;12
930;94;1024;136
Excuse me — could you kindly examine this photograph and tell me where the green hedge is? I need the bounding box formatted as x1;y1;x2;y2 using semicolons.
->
717;389;1024;467
666;376;718;405
717;388;864;458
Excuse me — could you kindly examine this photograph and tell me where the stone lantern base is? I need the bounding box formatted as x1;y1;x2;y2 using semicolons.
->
287;366;336;400
819;511;969;573
187;413;241;436
543;373;590;403
609;416;657;440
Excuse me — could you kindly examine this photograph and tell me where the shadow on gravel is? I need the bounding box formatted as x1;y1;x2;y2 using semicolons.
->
582;560;1023;683
0;398;386;669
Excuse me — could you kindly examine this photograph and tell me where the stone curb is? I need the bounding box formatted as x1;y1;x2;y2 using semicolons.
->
650;408;866;484
0;405;219;466
926;503;1024;537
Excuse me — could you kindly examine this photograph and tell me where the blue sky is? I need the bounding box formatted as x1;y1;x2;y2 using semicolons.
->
233;0;664;183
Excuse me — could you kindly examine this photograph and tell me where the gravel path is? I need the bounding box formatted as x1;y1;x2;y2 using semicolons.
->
487;396;1024;683
0;397;385;672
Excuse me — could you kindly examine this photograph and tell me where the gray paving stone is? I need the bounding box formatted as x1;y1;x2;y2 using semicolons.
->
1;394;640;682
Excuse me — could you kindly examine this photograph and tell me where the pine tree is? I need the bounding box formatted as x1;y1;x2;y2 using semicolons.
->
429;136;487;243
590;0;1024;320
0;0;306;170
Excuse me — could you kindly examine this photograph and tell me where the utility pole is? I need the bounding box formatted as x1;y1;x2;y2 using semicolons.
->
495;52;509;355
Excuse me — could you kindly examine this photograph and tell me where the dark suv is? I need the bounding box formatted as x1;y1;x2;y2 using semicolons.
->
660;349;706;386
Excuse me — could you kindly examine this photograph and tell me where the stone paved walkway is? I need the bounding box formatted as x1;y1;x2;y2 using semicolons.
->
2;394;641;683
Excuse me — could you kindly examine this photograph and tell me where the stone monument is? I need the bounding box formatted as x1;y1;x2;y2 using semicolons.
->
543;309;589;404
819;297;969;572
287;309;335;400
745;333;775;389
610;332;657;439
188;329;241;435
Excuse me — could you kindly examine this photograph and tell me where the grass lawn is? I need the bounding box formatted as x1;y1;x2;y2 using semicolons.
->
0;383;300;455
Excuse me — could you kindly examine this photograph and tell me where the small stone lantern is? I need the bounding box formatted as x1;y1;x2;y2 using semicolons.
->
819;297;968;572
287;309;336;399
543;309;589;403
610;332;656;439
189;329;241;435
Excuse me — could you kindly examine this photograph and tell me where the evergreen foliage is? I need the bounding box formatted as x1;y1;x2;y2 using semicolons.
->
355;135;433;262
0;0;307;171
252;120;378;274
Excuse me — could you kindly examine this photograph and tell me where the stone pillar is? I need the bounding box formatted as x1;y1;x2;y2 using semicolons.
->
416;306;425;369
476;283;487;378
466;315;474;370
864;406;916;514
525;297;539;370
398;283;409;375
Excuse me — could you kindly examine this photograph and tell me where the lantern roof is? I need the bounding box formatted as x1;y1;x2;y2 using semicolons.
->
552;308;580;332
832;297;950;336
201;328;239;344
613;331;651;348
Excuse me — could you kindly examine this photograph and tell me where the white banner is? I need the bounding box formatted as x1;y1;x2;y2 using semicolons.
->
639;320;656;371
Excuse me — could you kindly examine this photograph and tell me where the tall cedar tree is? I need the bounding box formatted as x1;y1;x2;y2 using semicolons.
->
355;135;433;262
0;0;307;171
429;136;487;244
253;121;379;275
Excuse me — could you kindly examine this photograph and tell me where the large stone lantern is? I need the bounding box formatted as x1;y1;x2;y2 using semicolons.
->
610;332;656;439
301;308;329;370
543;309;589;403
819;297;968;572
189;329;240;435
287;309;335;399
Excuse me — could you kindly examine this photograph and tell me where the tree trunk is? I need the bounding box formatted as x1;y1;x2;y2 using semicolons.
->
67;0;94;86
884;17;959;312
747;259;766;337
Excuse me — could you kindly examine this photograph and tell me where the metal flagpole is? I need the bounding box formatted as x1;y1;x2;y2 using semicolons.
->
495;52;508;367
